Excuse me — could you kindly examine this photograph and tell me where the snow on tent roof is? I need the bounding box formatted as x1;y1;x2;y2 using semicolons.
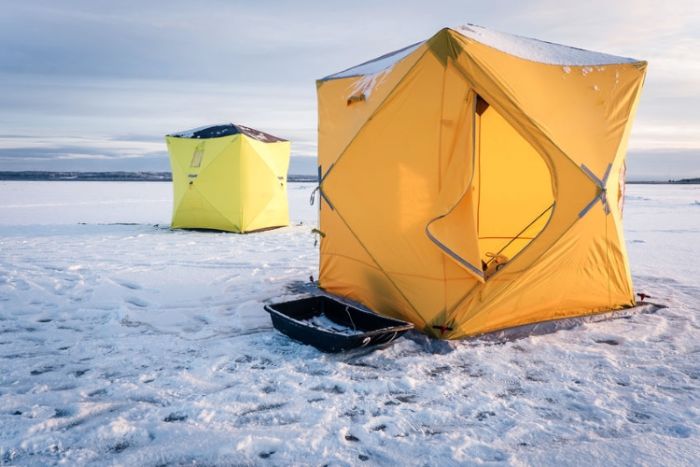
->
169;124;287;143
321;41;424;81
453;24;640;66
319;24;640;81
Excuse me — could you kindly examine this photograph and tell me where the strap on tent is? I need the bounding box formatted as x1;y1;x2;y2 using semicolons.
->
425;223;485;280
311;164;335;210
579;163;613;217
424;88;484;282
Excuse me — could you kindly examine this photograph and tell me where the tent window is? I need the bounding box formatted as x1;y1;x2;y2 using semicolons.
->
473;95;554;278
190;143;205;168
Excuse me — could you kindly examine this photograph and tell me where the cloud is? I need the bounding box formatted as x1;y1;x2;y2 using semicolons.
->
0;1;697;175
0;134;169;170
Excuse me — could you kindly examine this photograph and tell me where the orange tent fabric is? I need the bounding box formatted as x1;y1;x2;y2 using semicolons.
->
316;25;647;339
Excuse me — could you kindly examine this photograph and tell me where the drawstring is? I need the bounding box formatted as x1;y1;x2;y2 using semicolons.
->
311;228;325;246
310;186;319;205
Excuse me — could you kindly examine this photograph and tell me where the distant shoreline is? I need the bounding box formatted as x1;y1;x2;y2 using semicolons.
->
626;179;700;185
0;171;697;185
0;171;317;183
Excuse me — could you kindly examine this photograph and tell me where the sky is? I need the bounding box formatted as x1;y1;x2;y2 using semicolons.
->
0;0;698;180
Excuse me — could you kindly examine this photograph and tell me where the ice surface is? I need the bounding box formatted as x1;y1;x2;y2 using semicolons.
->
0;182;698;465
453;24;640;65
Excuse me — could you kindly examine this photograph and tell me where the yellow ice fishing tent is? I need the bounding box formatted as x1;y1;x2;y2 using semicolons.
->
166;124;290;233
316;24;647;339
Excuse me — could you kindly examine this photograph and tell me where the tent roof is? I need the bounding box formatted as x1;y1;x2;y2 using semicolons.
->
320;24;640;81
322;41;424;80
168;123;287;142
453;24;639;66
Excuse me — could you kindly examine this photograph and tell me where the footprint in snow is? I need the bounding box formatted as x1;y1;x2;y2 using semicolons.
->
665;424;693;438
88;388;108;397
115;279;141;290
53;408;73;418
109;441;130;453
163;412;188;422
30;364;61;375
394;394;417;403
193;315;210;325
627;411;652;424
125;297;148;308
310;384;345;394
476;410;496;421
428;365;451;377
595;338;621;346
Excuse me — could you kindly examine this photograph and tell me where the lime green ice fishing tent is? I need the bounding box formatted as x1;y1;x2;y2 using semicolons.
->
166;123;290;233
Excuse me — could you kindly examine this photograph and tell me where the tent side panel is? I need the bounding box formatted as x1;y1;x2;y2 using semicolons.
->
454;204;637;337
445;35;646;337
603;65;647;305
319;205;427;327
317;43;429;173
168;135;242;231
240;137;290;232
318;28;646;339
452;32;647;178
321;47;458;328
435;30;608;337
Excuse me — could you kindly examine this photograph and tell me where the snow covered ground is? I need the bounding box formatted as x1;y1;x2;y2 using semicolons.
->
0;181;698;466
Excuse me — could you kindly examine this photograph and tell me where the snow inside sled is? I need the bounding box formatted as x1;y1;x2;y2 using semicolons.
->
264;296;414;353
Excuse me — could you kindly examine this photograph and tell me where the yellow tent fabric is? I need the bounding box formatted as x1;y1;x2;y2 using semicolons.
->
166;124;290;233
316;25;647;339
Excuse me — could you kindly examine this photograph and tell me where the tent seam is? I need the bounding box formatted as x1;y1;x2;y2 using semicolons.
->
320;44;432;187
325;207;429;328
171;137;238;226
240;137;285;232
322;252;474;282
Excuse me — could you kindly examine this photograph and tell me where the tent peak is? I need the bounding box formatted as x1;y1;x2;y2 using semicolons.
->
168;123;287;143
452;23;640;66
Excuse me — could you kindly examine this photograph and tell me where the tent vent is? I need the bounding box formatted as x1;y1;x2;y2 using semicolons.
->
347;94;366;106
190;143;205;168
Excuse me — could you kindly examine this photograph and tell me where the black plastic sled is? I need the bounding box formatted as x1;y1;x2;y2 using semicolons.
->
264;295;414;353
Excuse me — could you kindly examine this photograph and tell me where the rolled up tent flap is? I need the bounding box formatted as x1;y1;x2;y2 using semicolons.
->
425;88;484;281
426;189;484;281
